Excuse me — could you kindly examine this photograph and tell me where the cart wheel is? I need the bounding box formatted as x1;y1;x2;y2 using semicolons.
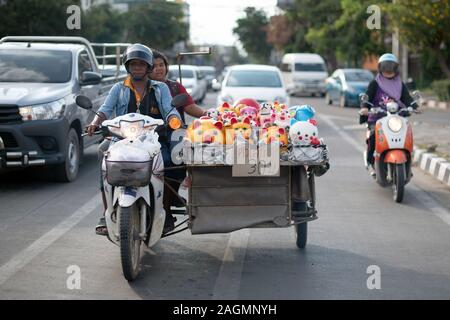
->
295;222;307;249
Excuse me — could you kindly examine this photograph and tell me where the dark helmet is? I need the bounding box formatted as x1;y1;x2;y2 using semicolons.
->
378;53;399;75
122;43;154;72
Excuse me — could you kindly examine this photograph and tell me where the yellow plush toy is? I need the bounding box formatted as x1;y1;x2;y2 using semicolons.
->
259;126;288;147
225;117;253;145
186;119;225;144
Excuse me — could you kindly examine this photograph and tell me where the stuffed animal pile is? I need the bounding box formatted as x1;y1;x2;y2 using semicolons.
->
185;100;323;151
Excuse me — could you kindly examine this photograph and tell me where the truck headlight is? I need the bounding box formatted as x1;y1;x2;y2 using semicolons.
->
388;117;403;133
19;98;66;121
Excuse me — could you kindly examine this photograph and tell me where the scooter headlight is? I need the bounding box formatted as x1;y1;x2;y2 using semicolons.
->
388;117;403;133
119;120;145;139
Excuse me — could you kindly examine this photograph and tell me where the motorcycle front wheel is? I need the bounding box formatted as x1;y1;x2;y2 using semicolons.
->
393;163;405;203
119;205;142;281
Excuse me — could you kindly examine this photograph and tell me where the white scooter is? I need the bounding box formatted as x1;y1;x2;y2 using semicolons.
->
76;95;187;281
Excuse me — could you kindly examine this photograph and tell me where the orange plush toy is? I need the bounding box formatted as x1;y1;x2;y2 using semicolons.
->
259;126;288;147
186;119;224;144
225;117;253;145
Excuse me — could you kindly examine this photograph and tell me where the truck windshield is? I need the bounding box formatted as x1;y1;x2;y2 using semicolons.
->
0;49;72;83
295;63;326;72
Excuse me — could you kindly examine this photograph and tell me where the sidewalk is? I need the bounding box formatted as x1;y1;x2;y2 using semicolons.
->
413;99;450;186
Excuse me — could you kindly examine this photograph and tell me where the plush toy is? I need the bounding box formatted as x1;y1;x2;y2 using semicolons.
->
234;98;260;112
239;106;259;127
225;117;253;144
292;105;316;121
258;102;276;128
289;118;320;146
186;119;224;144
201;108;220;120
274;103;291;129
217;102;233;114
259;126;288;147
220;109;239;127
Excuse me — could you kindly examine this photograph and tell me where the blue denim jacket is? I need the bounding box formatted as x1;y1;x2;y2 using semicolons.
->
98;79;180;121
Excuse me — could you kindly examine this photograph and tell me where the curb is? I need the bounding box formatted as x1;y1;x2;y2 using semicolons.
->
422;99;449;111
413;147;450;187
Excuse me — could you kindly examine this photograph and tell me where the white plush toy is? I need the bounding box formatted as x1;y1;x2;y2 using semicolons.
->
289;118;320;146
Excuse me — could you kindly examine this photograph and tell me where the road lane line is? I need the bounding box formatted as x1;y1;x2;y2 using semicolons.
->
317;114;450;227
212;229;250;300
0;194;101;286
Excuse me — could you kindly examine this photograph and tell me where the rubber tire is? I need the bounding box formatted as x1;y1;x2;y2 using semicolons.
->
339;94;347;108
295;222;308;249
119;205;142;281
54;128;80;182
325;92;332;105
393;163;405;203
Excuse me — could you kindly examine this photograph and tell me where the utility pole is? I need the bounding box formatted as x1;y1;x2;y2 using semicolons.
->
392;0;408;80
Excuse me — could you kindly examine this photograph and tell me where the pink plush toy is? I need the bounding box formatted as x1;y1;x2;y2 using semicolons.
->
239;106;259;127
274;103;290;129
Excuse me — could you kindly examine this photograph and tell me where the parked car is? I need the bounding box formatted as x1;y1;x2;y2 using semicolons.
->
0;36;121;182
325;68;374;108
214;64;290;106
168;65;207;103
197;66;217;90
281;53;328;97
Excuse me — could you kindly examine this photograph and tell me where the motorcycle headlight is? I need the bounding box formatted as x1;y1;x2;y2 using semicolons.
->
19;98;66;121
119;120;145;139
388;117;403;133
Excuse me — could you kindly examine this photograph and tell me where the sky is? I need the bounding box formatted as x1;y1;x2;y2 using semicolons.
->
185;0;279;47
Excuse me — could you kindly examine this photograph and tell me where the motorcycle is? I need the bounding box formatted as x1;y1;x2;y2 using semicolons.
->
359;91;421;203
75;94;187;281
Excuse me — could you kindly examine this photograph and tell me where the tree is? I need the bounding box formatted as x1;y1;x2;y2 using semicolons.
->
284;0;343;70
233;7;273;64
385;0;450;78
333;0;387;67
125;0;188;50
81;4;125;43
0;0;82;37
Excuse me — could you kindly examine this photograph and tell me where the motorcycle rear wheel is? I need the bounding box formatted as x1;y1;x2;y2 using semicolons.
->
119;205;142;281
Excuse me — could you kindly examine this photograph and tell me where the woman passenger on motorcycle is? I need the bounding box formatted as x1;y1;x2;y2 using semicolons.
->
360;53;417;177
150;50;207;231
86;44;182;235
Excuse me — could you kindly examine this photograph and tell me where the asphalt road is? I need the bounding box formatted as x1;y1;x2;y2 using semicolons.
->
1;92;450;300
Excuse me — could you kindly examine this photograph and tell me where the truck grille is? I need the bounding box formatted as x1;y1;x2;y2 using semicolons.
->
0;105;22;124
0;132;18;148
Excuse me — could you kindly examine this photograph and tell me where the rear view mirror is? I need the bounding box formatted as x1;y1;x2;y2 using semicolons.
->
212;80;221;91
412;90;422;102
172;93;190;108
359;93;369;104
80;71;102;86
75;95;93;110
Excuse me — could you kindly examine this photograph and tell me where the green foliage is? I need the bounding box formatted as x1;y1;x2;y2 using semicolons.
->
0;0;82;37
125;0;188;50
82;4;124;43
431;79;450;102
233;7;273;63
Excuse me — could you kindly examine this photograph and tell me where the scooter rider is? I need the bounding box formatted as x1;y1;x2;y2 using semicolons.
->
86;43;182;235
360;53;418;177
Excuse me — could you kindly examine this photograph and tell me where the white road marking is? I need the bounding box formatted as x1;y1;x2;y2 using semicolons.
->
212;229;250;300
318;114;450;227
0;194;101;286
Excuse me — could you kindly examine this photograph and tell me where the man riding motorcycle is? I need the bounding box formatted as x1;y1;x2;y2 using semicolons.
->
86;43;182;235
360;53;418;177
